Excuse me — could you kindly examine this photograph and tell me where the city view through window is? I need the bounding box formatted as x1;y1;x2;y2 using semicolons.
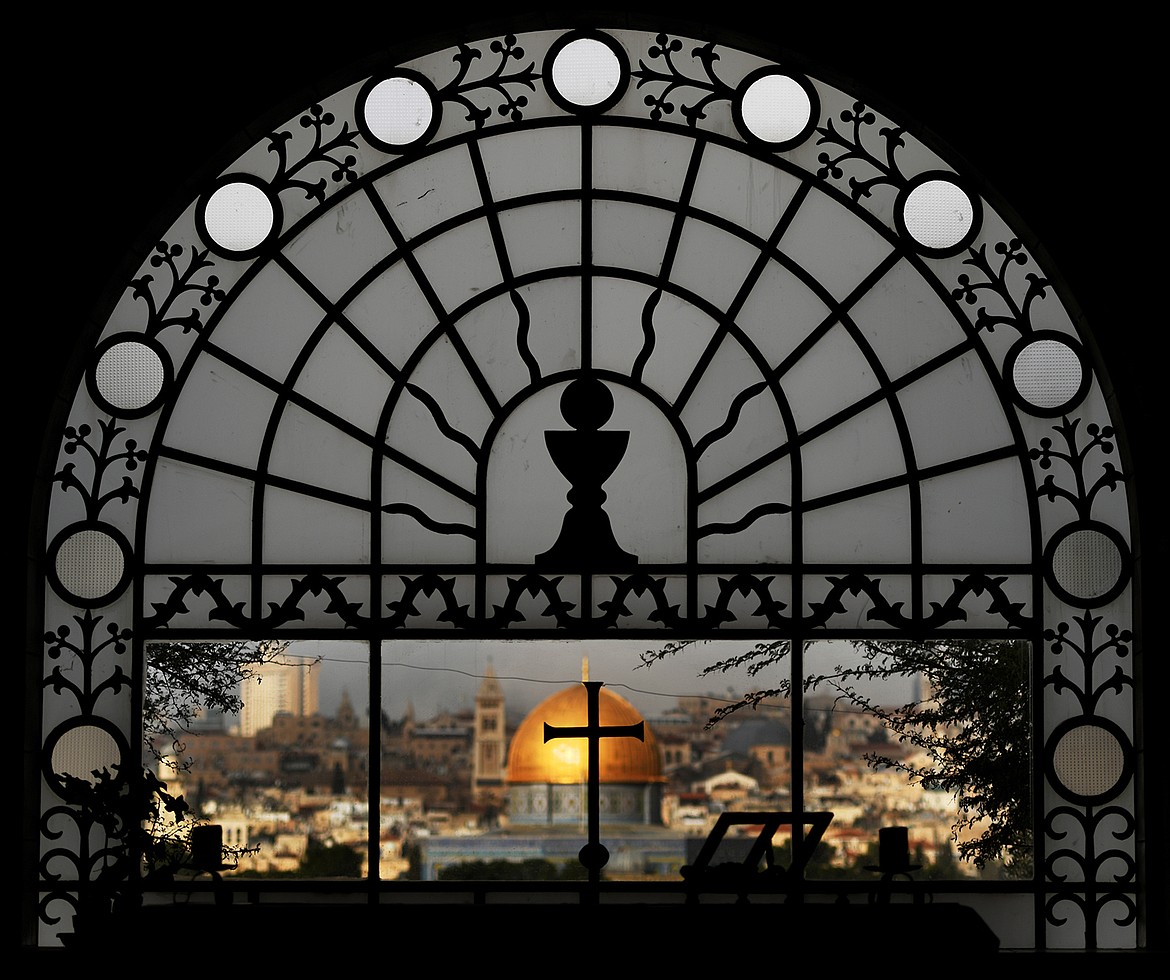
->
144;637;1031;884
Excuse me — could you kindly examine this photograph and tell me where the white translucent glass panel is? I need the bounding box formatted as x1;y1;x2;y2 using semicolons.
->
920;459;1030;562
345;260;438;370
779;323;879;434
453;291;546;406
268;404;375;500
620;289;720;404
592;126;693;200
799;402;906;501
897;355;1013;469
849;258;967;380
210;263;327;382
485;383;686;564
498;201;582;276
501;279;582;376
384;391;478;493
690;142;801;240
480;127;583;201
680;339;783;485
284;193;395;304
591;201;674;277
412;217;502;314
736;259;831;370
144;460;253;563
697;458;792;563
292;325;395;434
670;218;765;313
373;146;484;240
486;385;585;563
262;487;370;562
384;341;492;487
591;278;660;374
780;190;892;301
694;380;788;491
165;357;278;468
381;461;475;563
803;487;911;563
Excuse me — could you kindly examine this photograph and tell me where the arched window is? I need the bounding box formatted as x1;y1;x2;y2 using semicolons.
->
27;17;1151;951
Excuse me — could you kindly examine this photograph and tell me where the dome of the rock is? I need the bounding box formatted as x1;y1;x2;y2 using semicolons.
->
505;680;664;825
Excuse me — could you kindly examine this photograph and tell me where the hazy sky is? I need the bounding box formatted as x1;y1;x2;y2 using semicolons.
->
280;637;907;724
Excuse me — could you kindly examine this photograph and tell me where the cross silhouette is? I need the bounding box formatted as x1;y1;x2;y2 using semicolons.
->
543;680;644;890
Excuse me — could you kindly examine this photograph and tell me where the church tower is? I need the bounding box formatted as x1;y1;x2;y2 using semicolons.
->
472;660;506;806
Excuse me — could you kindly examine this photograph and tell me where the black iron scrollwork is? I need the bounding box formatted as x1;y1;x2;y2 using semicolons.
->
268;103;360;203
952;238;1049;335
43;611;132;717
439;35;539;127
1044;612;1133;715
142;572;367;630
631;34;734;125
815;102;907;201
1031;418;1124;521
128;240;224;338
55;419;148;521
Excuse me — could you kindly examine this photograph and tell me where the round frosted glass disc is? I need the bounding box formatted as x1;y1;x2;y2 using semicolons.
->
902;179;974;249
1013;338;1083;410
203;181;275;253
740;73;813;144
1050;527;1123;600
363;76;434;147
51;724;121;785
94;339;166;412
550;38;622;106
54;527;126;601
1052;723;1126;799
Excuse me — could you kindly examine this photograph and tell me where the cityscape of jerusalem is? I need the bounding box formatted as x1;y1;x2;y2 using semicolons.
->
150;639;1021;884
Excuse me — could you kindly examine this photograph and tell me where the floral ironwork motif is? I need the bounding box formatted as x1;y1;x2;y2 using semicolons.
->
1031;418;1124;520
141;572;368;630
439;35;539;126
43;611;132;717
129;241;224;338
952;239;1050;335
1045;612;1133;714
55;419;148;521
631;34;734;125
268;103;360;202
815;101;908;200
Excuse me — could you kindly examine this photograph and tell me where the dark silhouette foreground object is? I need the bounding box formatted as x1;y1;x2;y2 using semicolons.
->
681;811;833;903
537;377;638;570
542;679;644;896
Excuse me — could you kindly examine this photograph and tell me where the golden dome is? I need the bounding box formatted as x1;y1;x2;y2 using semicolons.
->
507;683;664;785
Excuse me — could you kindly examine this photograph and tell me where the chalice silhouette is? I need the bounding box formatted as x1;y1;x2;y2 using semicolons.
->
536;376;638;570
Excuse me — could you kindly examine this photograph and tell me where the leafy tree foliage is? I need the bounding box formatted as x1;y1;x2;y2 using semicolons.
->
642;638;1032;874
144;640;301;773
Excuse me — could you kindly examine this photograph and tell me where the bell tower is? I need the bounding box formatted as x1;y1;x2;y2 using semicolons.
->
473;660;506;806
